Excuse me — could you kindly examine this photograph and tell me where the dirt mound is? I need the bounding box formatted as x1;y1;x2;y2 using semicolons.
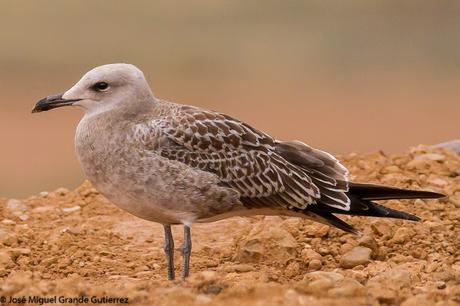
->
0;146;459;305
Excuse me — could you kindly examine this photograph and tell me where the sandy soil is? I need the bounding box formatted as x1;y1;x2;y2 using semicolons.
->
0;146;459;305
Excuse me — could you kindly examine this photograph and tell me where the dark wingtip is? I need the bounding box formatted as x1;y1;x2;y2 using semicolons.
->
422;191;447;199
405;213;421;222
349;183;447;200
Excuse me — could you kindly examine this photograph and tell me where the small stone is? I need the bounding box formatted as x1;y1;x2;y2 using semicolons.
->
358;235;379;256
81;187;99;197
236;220;297;264
301;248;322;261
450;197;460;208
436;281;446;289
1;219;16;226
39;191;49;198
9;248;31;259
304;271;344;283
368;268;412;288
318;247;329;255
202;259;218;268
313;225;329;238
328;278;364;298
223;264;254;273
391;227;415;244
0;229;16;246
417;153;445;161
18;214;29;221
285;261;301;278
340;243;355;255
414;199;426;208
6;199;29;221
134;265;150;272
195;294;212;304
371;220;393;237
308;259;322;270
61;206;81;213
340;246;372;269
6;199;27;212
54;187;69;195
427;177;448;187
32;206;55;214
0;251;15;268
297;271;344;294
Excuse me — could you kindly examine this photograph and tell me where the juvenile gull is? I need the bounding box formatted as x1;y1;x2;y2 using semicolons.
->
32;63;444;280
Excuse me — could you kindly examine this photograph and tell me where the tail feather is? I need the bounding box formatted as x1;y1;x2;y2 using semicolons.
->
307;183;445;234
311;210;360;235
312;195;420;221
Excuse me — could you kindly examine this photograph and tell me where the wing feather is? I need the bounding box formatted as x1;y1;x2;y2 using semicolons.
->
137;103;351;212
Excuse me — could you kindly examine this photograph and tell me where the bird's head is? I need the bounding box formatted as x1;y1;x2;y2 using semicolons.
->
32;63;154;115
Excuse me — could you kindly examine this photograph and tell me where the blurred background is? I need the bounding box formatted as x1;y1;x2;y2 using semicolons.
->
0;0;459;197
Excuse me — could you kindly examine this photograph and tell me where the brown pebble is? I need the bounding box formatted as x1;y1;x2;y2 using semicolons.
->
340;247;372;269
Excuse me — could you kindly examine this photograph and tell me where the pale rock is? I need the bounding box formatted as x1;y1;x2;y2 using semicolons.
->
407;153;445;169
368;267;412;289
328;278;364;298
6;199;29;221
340;243;355;255
450;197;460;208
0;251;15;269
61;206;81;214
300;248;322;261
358;235;379;256
340;246;372;269
285;261;301;278
308;259;322;270
9;248;31;259
304;271;344;283
1;219;16;226
427;177;448;187
195;294;212;304
297;271;344;295
416;153;445;162
6;199;27;213
371;219;393;237
223;264;254;273
303;223;329;238
391;227;415;244
54;187;69;195
436;281;446;289
236;220;297;264
32;206;56;214
0;229;16;246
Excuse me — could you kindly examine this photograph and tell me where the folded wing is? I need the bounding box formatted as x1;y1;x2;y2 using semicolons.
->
146;104;353;212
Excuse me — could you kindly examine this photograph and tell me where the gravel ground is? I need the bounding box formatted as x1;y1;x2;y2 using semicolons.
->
0;146;458;306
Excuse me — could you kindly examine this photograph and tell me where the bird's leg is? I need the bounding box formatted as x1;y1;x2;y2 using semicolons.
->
163;224;175;280
181;225;192;279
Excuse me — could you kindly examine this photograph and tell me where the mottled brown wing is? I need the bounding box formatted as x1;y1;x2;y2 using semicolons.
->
153;105;321;209
275;140;350;210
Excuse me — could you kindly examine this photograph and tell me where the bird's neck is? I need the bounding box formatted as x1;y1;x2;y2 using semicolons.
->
83;95;158;122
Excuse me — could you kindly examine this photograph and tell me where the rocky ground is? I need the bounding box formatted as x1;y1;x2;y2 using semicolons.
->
0;146;459;305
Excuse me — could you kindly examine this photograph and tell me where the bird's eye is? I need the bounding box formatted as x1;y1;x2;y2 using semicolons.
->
92;82;109;92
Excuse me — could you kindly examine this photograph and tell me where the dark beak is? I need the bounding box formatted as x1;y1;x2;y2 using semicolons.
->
32;93;81;113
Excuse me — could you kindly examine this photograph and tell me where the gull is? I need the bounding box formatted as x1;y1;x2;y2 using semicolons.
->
32;63;444;280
